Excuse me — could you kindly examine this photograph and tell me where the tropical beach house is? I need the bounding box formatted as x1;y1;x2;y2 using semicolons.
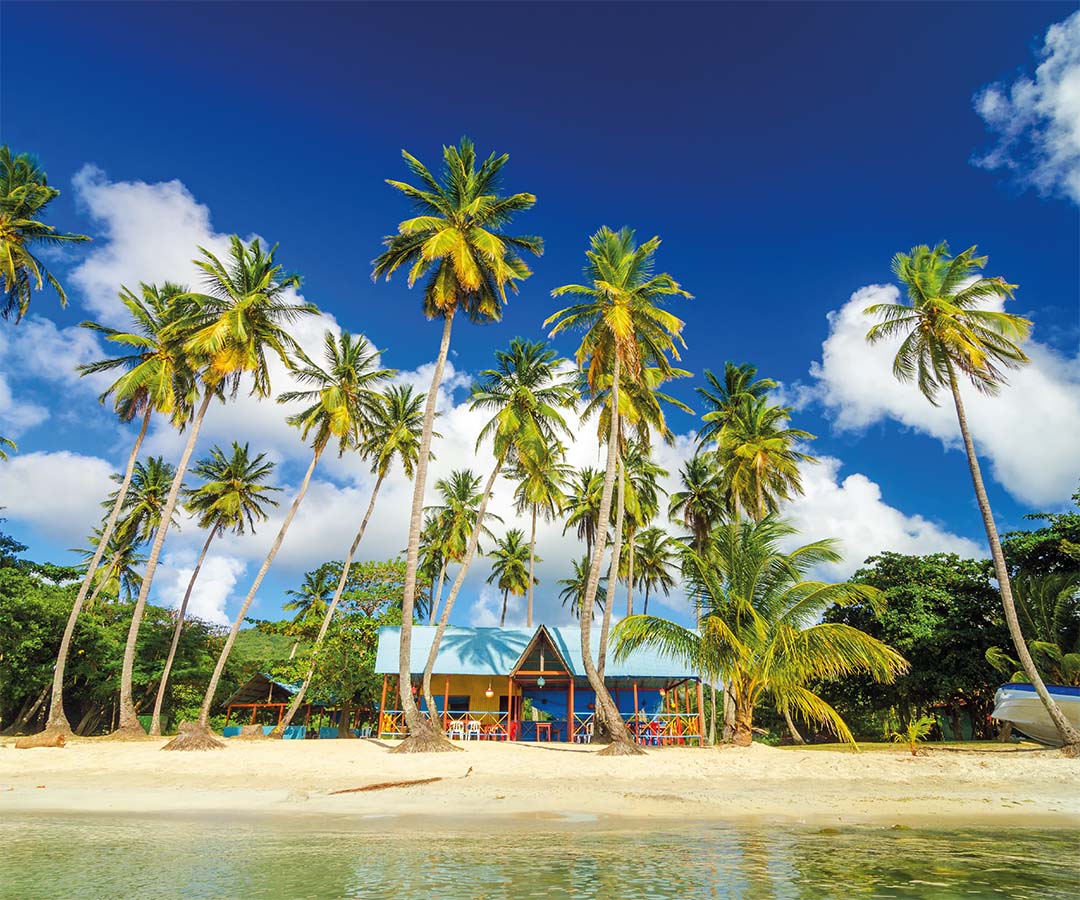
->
375;625;705;744
220;673;340;738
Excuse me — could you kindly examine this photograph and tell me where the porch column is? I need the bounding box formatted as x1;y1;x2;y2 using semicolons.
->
507;676;514;741
225;705;232;727
250;705;257;725
277;703;284;725
696;680;706;746
567;679;574;742
443;675;450;730
378;674;388;738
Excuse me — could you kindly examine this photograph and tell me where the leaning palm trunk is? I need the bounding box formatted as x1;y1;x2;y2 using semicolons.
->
597;453;625;682
164;446;323;751
395;312;456;753
527;507;537;627
44;407;152;734
274;472;386;735
427;558;448;625
148;527;216;736
117;390;215;735
947;367;1080;754
578;360;642;755
421;462;502;726
783;707;805;744
626;526;635;617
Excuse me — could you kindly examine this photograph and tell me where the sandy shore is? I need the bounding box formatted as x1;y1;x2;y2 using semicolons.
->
2;736;1077;828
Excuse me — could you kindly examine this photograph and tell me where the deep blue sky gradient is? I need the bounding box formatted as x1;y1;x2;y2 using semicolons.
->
3;1;1078;566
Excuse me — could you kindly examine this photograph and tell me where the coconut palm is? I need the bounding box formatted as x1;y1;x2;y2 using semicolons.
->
865;242;1079;752
425;469;493;623
148;442;279;735
112;456;180;544
696;362;777;448
372;137;541;752
74;527;146;605
115;237;316;736
633;528;678;616
42;284;195;735
419;339;575;721
283;564;338;657
487;529;534;627
546;226;690;754
619;441;668;616
669;451;725;554
509;455;570;627
162;330;389;750
559;556;607;620
614;517;908;745
0;436;14;459
275;384;431;736
715;397;816;521
986;574;1080;687
0;146;90;321
562;467;605;559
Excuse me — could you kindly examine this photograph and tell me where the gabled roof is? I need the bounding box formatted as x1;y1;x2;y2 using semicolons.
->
374;625;697;679
511;624;572;675
221;672;303;707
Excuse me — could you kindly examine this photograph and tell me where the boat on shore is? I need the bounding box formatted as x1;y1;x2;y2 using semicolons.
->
992;683;1080;746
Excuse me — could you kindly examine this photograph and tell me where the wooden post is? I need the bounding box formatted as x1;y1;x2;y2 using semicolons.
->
696;680;706;747
304;704;312;727
277;703;284;725
632;682;639;744
443;675;450;730
250;705;257;725
378;674;388;738
567;679;573;742
507;676;513;741
225;705;232;727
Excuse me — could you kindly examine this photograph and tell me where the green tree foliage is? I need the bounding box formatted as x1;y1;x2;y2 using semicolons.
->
823;552;1007;738
1001;483;1080;578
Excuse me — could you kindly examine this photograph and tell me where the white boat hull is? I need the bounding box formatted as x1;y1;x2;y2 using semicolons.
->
992;683;1080;747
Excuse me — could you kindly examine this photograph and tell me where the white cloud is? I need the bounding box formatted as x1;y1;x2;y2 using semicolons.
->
801;284;1080;508
973;10;1080;203
0;451;114;542
154;551;248;626
0;374;48;437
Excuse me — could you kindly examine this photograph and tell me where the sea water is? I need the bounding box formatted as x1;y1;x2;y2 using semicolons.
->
1;815;1077;899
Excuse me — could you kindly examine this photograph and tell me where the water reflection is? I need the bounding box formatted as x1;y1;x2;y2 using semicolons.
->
1;816;1077;900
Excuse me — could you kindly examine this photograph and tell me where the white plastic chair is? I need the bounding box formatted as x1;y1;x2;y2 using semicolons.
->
579;722;593;744
466;720;482;741
449;720;465;740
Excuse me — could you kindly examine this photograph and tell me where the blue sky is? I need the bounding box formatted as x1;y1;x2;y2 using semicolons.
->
2;2;1077;628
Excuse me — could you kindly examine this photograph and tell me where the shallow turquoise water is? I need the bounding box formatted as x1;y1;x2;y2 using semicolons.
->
1;815;1078;899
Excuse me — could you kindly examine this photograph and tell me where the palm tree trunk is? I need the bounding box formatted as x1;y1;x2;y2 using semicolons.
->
500;588;509;627
708;683;717;745
165;446;324;750
275;471;387;735
732;691;754;747
947;367;1080;753
421;460;502;726
428;557;448;625
626;527;635;617
643;584;650;617
597;452;625;683
148;527;216;736
117;390;214;735
527;507;537;628
578;361;641;756
45;406;152;734
396;310;456;752
783;707;805;744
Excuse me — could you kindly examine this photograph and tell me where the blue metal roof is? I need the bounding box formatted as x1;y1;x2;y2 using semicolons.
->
374;625;697;680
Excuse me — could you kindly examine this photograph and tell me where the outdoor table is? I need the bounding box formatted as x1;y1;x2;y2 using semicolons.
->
535;722;552;742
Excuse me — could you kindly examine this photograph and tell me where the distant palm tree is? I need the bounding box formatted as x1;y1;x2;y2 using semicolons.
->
509;455;569;627
164;330;389;750
373;137;541;752
619;441;668;616
74;527;146;605
0;146;90;321
45;283;194;735
116;236;316;736
420;339;574;720
113;456;180;544
715;397;816;521
148;442;279;735
487;529;534;627
0;436;15;460
669;451;724;554
696;362;776;448
284;564;338;657
547;226;689;754
425;469;492;623
275;384;430;736
559;556;607;620
986;574;1080;687
562;467;605;559
614;518;908;746
866;241;1080;753
633;528;678;616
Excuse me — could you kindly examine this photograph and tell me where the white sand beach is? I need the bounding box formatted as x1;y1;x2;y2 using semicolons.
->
3;737;1077;828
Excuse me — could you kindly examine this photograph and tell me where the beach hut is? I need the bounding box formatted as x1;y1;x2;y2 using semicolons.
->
221;673;334;736
374;625;705;745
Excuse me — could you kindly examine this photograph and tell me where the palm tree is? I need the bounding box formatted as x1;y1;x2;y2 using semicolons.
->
546;226;690;754
865;241;1080;752
619;441;668;616
559;556;607;620
113;456;180;544
74;527;146;605
148;442;279;735
274;385;430;736
696;362;776;448
419;339;575;721
715;397;816;521
633;528;678;616
986;574;1080;687
44;283;195;735
614;517;908;745
0;436;14;459
283;564;338;657
116;236;317;736
509;455;569;627
372;137;541;752
0;146;90;321
487;528;534;626
164;330;389;750
562;467;605;559
425;469;491;623
669;451;724;554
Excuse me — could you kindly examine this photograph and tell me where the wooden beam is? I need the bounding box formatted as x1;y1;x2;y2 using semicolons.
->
696;680;706;747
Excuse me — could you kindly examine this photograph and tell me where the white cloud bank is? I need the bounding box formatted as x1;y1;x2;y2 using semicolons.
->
802;284;1080;508
973;10;1080;203
0;451;114;541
